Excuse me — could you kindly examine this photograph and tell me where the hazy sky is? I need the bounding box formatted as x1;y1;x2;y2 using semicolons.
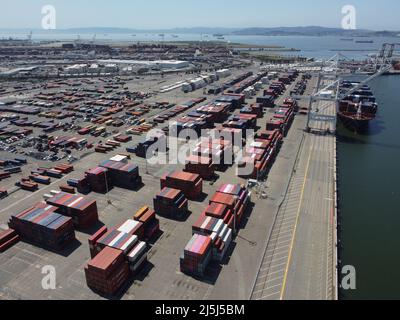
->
0;0;399;30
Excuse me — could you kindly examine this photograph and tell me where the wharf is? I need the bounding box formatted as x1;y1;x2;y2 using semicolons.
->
250;79;338;300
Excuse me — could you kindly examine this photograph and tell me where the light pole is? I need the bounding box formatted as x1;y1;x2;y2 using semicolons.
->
104;169;111;204
233;195;238;236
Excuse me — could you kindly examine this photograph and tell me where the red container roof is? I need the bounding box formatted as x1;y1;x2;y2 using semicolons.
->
88;246;123;270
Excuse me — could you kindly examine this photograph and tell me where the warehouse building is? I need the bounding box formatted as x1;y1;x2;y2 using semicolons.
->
98;59;190;70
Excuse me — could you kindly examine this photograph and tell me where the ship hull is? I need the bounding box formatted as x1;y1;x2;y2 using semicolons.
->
338;113;372;132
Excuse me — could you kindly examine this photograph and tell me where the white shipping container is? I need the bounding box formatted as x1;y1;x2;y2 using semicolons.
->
109;154;128;163
118;219;141;234
212;219;224;234
254;82;263;90
120;235;139;253
191;78;206;90
223;228;233;244
216;69;231;78
210;232;218;242
218;224;229;240
261;77;269;84
182;82;192;92
128;241;147;262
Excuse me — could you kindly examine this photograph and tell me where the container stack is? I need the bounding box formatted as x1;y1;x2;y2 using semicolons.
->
86;167;112;194
282;97;299;113
136;134;166;158
256;95;275;108
180;234;212;277
215;94;245;110
268;81;286;96
99;160;142;190
0;228;20;252
9;203;76;251
224;113;257;130
180;186;251;277
84;246;130;295
160;170;203;200
0;187;8;199
196;102;231;123
67;177;91;194
255;129;283;145
114;134;132;143
29;174;51;185
88;226;108;258
89;220;146;256
192;140;234;169
238;134;283;179
53;163;74;174
184;155;215;180
116;219;145;240
59;184;75;194
209;222;233;262
240;103;264;118
153;187;189;218
127;241;148;274
192;214;227;238
273;106;295;136
209;184;251;229
45;169;63;179
95;230;140;256
171;116;207;136
85;218;150;294
204;202;234;229
19;180;39;191
266;118;285;133
0;171;11;180
133;206;160;241
45;192;99;229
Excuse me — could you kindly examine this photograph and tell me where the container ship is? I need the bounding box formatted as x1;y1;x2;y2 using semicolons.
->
338;81;378;132
355;40;374;44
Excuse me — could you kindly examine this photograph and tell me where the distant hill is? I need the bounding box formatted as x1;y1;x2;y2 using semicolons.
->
64;27;239;34
231;26;399;37
0;26;398;37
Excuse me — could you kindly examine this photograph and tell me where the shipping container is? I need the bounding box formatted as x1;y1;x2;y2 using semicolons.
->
153;187;189;219
46;192;99;229
9;203;76;251
85;246;130;295
160;170;203;200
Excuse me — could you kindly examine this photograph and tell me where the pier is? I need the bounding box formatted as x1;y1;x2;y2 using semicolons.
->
250;79;338;300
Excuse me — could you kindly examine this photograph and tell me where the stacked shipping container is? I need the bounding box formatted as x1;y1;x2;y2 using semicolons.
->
133;206;160;241
181;184;251;277
86;167;112;194
160;170;203;200
99;160;142;190
9;203;76;251
45;192;99;228
84;246;130;295
153;187;189;218
184;155;215;180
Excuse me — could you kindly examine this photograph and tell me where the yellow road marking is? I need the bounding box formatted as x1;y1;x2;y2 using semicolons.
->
280;140;313;300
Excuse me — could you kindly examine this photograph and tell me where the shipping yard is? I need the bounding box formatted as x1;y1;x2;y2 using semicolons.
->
0;39;349;300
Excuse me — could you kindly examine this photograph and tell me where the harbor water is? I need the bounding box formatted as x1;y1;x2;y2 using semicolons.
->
337;75;400;299
1;32;398;59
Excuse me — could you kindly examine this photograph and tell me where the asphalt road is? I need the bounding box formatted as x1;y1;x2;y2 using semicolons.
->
250;80;337;300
